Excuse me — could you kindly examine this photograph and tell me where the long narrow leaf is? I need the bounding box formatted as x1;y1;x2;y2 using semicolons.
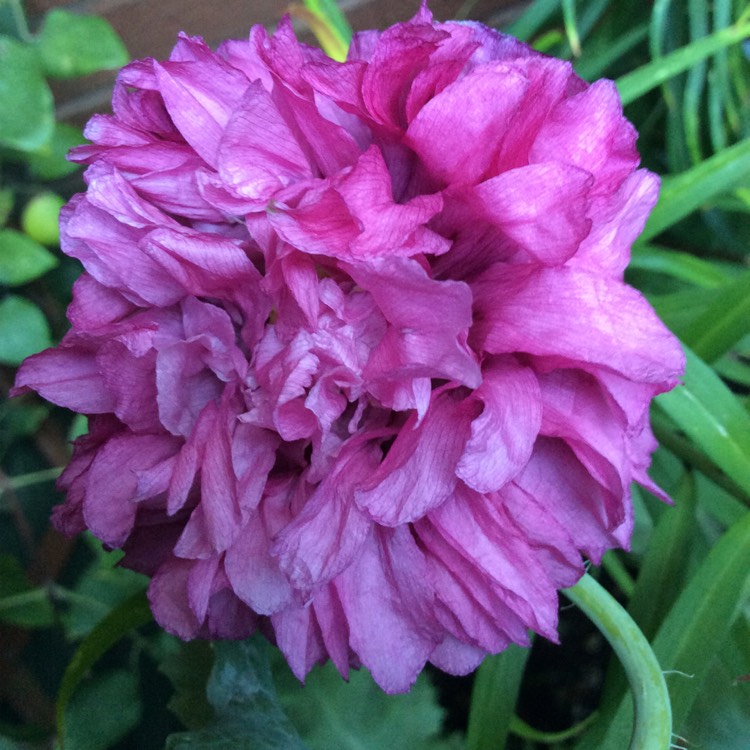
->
617;15;750;105
681;269;750;363
466;644;531;750
639;137;750;241
651;511;750;730
656;344;750;497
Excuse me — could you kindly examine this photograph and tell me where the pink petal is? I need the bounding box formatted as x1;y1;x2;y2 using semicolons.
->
355;391;477;525
405;62;529;185
218;81;310;200
514;438;627;562
473;264;685;385
273;442;378;594
154;44;250;166
472;162;593;265
13;345;114;413
334;527;439;693
83;433;179;547
457;358;542;493
351;257;481;395
530;79;638;195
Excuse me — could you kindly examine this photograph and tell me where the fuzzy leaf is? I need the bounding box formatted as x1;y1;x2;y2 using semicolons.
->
166;639;307;750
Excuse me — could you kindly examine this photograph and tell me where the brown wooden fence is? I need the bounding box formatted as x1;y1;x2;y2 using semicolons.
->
25;0;525;124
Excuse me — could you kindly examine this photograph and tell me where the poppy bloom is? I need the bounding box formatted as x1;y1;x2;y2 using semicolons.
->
14;3;684;692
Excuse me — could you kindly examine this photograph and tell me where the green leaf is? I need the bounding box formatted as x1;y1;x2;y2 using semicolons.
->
276;658;457;750
63;669;142;750
680;269;750;363
166;639;307;750
639;137;750;242
682;656;750;748
36;10;128;79
0;554;54;628
0;35;54;151
616;14;750;105
0;189;12;228
56;588;152;745
0;295;52;365
505;0;561;42
159;641;215;730
628;243;732;289
301;0;352;47
60;545;148;640
651;511;750;732
0;229;58;286
655;344;750;496
26;123;83;180
466;645;531;750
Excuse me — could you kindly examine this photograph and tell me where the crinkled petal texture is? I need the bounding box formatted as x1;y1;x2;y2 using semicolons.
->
13;4;684;694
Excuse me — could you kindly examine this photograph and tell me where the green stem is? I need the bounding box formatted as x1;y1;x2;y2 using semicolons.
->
0;467;63;503
563;574;672;750
510;711;599;743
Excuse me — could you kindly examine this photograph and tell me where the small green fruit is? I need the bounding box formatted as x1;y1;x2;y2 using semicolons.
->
21;192;66;246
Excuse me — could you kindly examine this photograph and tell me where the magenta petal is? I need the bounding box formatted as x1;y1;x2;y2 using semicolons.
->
224;513;294;615
149;558;202;639
273;443;377;594
218;81;310;200
424;487;560;639
473;265;685;385
13;346;114;413
271;605;327;683
473;162;593;265
83;433;179;547
269;147;447;261
405;63;529;184
351;257;481;392
530;79;638;195
574;170;660;276
355;391;476;525
514;438;627;562
143;227;263;299
457;359;542;493
98;341;160;432
154;49;249;166
335;527;439;693
429;636;486;676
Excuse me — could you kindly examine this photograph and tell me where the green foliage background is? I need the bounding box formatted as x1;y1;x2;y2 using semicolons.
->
1;0;749;748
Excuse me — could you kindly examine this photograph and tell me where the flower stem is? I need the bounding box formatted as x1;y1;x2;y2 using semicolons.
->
563;574;672;750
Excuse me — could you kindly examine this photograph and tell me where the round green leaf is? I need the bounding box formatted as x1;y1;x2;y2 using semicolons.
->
36;10;128;79
0;35;54;151
0;228;58;286
20;193;65;247
0;294;52;365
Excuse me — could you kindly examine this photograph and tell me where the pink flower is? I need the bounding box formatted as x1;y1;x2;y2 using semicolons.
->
14;3;684;692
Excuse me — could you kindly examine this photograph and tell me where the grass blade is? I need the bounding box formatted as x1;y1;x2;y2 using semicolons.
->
616;15;750;105
656;344;750;497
